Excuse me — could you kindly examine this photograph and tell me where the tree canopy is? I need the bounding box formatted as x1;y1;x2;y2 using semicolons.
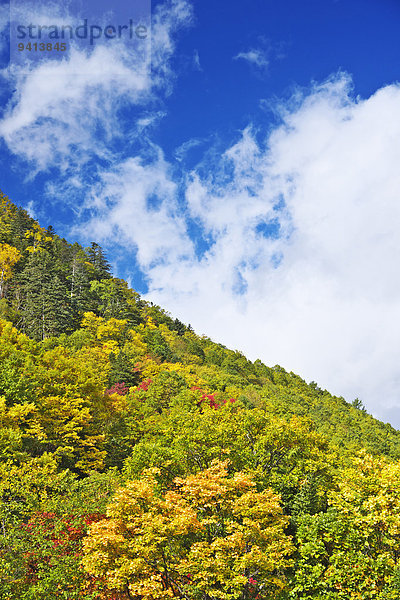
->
0;189;400;599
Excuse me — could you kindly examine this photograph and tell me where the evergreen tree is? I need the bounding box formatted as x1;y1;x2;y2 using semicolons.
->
9;206;35;251
68;244;93;323
172;317;186;336
18;251;73;339
85;242;111;280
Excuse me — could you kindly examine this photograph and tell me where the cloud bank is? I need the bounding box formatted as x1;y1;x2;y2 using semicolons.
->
88;73;400;426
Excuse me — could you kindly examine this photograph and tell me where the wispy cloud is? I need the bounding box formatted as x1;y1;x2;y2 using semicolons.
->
234;48;270;74
234;37;288;77
0;45;150;173
0;0;193;175
193;49;202;71
80;153;194;270
174;137;206;162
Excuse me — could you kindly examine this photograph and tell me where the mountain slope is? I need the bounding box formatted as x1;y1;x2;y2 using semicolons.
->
1;189;400;599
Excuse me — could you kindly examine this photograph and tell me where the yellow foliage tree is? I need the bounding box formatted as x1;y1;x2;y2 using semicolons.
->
0;243;21;298
24;222;52;253
0;191;16;241
83;460;293;599
35;394;106;472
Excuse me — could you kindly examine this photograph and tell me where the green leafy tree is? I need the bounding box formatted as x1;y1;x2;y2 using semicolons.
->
290;453;400;599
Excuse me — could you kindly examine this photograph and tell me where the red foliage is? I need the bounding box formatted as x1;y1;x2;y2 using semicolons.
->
191;386;237;409
105;382;129;396
133;363;142;373
23;511;105;554
134;378;152;392
248;577;260;598
21;512;128;599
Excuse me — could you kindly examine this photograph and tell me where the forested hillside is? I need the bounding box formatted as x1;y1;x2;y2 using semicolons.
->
1;189;400;599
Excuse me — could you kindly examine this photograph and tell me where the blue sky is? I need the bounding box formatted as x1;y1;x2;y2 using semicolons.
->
1;0;400;425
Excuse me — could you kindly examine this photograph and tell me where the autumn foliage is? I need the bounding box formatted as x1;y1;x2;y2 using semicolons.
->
1;191;400;598
83;461;293;599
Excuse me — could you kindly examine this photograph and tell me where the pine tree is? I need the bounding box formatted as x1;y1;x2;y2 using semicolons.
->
85;242;111;280
18;251;73;340
9;206;35;251
68;243;93;324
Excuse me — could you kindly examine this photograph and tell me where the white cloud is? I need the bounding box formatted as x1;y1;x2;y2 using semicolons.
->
234;48;270;73
151;0;193;92
0;0;193;173
0;4;9;58
174;137;205;162
193;49;202;71
0;45;150;172
80;154;194;269
98;73;400;427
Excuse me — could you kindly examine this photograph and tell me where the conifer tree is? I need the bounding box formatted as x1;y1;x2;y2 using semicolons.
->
68;243;93;321
85;242;112;280
19;251;73;339
9;206;35;251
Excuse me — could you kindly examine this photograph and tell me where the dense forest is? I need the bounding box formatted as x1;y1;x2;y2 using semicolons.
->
1;189;400;599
